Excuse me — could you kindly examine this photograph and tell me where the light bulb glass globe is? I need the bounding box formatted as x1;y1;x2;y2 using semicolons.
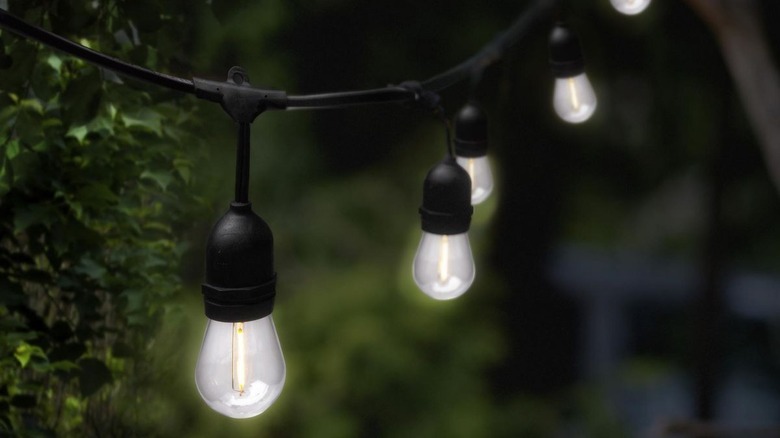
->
610;0;651;15
553;73;597;124
456;156;494;205
195;316;285;418
413;232;475;300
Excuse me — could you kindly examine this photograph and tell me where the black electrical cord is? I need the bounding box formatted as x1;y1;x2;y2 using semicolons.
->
0;0;557;110
0;9;195;94
285;87;414;109
235;122;251;203
433;106;454;157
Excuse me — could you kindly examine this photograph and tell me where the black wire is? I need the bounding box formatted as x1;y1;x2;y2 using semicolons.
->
433;106;454;157
235;122;251;203
286;87;414;109
0;0;557;108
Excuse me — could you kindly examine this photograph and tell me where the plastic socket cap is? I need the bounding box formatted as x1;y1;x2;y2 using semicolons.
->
549;23;585;78
202;202;277;322
454;103;488;158
419;156;473;235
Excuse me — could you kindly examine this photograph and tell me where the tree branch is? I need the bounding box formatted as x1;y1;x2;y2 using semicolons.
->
682;0;780;194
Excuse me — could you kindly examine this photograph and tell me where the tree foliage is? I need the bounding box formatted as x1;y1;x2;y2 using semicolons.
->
0;1;204;435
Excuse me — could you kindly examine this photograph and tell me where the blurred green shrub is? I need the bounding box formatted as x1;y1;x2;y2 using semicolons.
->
0;1;205;435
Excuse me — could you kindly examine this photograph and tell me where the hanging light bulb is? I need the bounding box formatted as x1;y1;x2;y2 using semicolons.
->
610;0;651;15
195;203;285;418
413;156;475;300
454;103;494;205
549;23;597;124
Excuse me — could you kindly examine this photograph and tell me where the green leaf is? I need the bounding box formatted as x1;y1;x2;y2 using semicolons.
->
14;107;44;146
121;108;163;135
3;139;19;159
0;158;9;197
18;99;43;115
14;343;44;368
61;69;102;125
66;125;88;144
140;170;173;191
75;184;118;208
173;158;191;183
46;54;62;73
13;204;58;232
73;258;107;282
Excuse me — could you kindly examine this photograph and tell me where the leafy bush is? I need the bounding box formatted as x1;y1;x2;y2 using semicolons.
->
0;1;204;435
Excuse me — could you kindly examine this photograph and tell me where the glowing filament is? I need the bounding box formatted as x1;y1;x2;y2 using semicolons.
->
467;159;476;188
438;235;449;283
568;77;580;111
233;322;246;393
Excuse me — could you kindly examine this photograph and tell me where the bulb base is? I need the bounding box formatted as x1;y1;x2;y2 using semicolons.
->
202;276;276;322
420;156;473;235
549;23;586;78
202;202;276;322
454;103;488;158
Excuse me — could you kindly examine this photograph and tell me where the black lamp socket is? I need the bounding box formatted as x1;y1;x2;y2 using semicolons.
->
454;103;488;158
202;202;276;322
419;156;473;235
549;23;586;78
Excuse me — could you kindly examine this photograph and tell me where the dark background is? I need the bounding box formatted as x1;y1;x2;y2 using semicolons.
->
2;0;780;436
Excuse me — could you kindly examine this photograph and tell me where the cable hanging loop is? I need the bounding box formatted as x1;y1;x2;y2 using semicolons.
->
397;81;441;111
193;66;288;123
434;106;455;157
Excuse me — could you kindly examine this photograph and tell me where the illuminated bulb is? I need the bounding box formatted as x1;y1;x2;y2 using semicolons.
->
553;73;597;124
454;103;494;205
456;156;493;204
198;202;282;418
414;156;475;300
549;23;597;124
195;316;285;418
413;232;475;300
611;0;651;15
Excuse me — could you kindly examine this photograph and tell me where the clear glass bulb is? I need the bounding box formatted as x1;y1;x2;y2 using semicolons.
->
195;316;285;419
412;232;475;300
456;156;494;205
610;0;651;15
553;73;597;124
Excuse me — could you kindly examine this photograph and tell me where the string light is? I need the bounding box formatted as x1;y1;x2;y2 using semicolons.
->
413;156;476;300
611;0;651;16
548;23;598;123
0;0;612;418
454;103;494;205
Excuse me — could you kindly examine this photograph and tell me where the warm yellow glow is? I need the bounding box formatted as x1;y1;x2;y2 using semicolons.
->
233;322;246;393
438;235;449;283
568;78;580;111
467;159;476;189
